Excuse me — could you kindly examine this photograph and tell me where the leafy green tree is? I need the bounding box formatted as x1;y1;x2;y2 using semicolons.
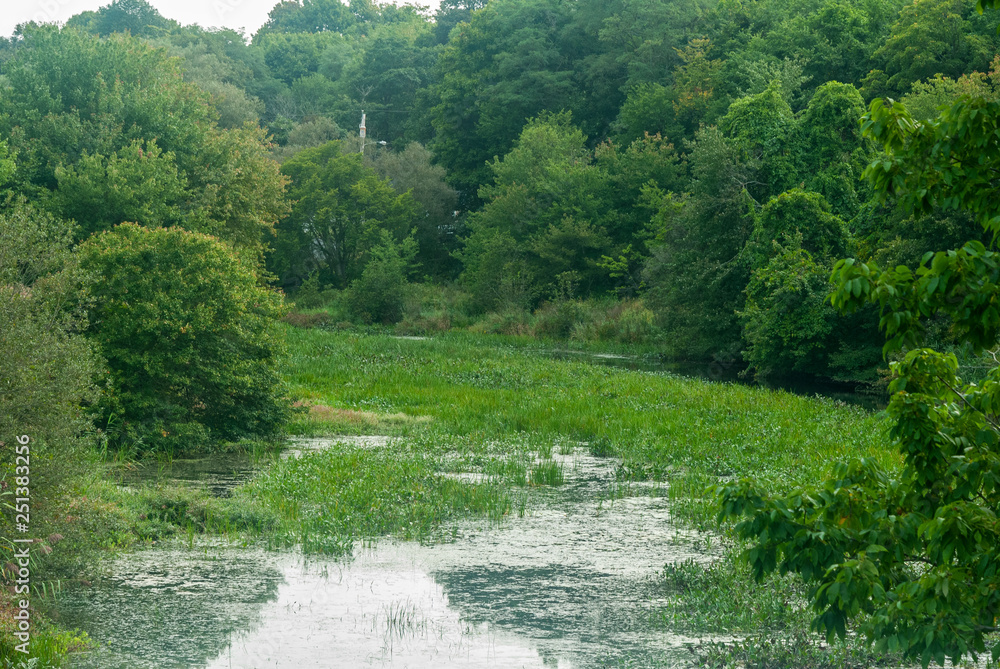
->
718;38;1000;662
740;243;840;377
66;0;176;37
862;95;1000;234
79;223;291;453
368;142;460;277
346;230;418;324
0;26;288;258
612;83;678;144
460;113;614;297
341;20;436;109
642;126;753;359
739;190;862;378
747;0;895;92
642;80;872;365
253;31;346;86
157;25;291;129
426;0;620;205
290;71;346;118
272;116;343;163
597;0;711;89
155;38;267;129
791;82;872;219
273;140;420;289
458;227;536;312
594;132;685;249
256;0;358;37
671;38;726;136
47;140;187;238
434;0;488;43
745;189;849;271
863;0;998;98
901;56;1000;121
719;81;796;201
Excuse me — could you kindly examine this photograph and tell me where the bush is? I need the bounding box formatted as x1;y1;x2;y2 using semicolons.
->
283;311;332;329
532;300;588;339
566;299;658;344
739;244;837;378
79;223;292;453
468;310;533;336
345;232;416;325
291;272;338;309
459;228;537;313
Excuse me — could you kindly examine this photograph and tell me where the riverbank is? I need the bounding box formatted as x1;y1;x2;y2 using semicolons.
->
7;327;908;668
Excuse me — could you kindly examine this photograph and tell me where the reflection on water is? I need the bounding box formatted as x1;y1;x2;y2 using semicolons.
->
62;450;719;668
119;452;262;497
57;547;284;668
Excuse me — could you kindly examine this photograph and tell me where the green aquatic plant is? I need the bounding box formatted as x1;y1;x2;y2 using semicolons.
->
529;460;565;486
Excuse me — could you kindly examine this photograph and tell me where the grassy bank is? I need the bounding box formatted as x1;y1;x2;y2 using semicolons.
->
281;326;896;518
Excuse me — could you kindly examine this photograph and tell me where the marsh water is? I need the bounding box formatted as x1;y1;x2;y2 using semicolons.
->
59;445;721;668
54;348;858;668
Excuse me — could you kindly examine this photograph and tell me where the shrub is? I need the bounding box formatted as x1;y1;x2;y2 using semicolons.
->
468;310;533;336
566;299;658;344
739;244;837;378
282;311;331;329
532;300;588;339
345;232;416;325
79;223;292;453
291;273;337;309
0;197;103;591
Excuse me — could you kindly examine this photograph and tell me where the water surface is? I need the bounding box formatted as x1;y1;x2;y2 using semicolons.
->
61;448;719;668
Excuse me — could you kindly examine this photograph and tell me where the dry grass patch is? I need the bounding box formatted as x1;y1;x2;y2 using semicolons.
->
290;402;431;435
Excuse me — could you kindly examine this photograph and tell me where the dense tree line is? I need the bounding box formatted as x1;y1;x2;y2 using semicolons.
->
44;0;984;384
2;0;999;452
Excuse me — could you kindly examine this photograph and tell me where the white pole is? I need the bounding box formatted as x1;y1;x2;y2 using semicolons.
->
359;110;366;154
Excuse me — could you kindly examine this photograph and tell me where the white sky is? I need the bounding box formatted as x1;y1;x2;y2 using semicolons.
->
0;0;438;41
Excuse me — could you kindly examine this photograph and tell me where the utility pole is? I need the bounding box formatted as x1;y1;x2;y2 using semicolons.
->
359;110;366;155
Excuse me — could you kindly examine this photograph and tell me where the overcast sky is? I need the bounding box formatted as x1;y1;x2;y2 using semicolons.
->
1;0;438;40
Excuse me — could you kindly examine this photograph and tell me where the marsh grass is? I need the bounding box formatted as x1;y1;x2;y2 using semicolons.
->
0;596;90;668
528;460;565;486
690;630;906;668
287;402;431;437
238;443;516;554
657;553;808;634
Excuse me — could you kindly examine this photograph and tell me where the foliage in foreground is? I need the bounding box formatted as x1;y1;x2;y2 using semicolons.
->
0;190;102;667
718;72;1000;666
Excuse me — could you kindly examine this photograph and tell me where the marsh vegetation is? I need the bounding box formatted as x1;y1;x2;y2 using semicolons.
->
36;327;916;668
